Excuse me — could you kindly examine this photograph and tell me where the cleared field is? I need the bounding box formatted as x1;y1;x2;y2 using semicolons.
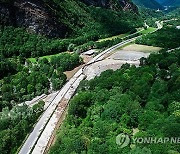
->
97;32;130;42
84;42;161;80
28;53;60;63
84;43;159;80
117;43;161;53
141;27;156;34
97;27;156;43
84;59;140;80
28;52;71;63
109;50;150;61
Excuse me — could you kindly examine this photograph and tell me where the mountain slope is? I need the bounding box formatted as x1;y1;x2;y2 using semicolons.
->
0;0;68;38
132;0;163;9
0;0;140;38
82;0;138;11
164;0;180;7
155;0;168;4
156;0;180;6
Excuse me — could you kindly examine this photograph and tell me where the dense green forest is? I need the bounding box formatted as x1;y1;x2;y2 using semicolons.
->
50;48;180;154
41;0;142;37
0;26;98;58
0;53;82;110
138;6;180;27
0;26;136;58
0;0;144;153
0;103;44;154
139;7;164;27
0;52;82;153
0;0;142;59
166;8;180;18
0;0;142;39
136;26;180;48
0;0;179;153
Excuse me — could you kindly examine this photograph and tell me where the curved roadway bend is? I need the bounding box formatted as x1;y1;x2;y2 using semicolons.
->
19;36;142;154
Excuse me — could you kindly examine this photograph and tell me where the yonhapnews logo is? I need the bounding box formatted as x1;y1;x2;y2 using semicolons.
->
116;133;130;148
116;133;180;148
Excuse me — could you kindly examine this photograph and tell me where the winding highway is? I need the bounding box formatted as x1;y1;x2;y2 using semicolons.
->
19;25;161;154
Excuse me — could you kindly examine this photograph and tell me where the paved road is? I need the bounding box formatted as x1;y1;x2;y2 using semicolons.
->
19;68;84;154
32;74;85;154
19;34;153;154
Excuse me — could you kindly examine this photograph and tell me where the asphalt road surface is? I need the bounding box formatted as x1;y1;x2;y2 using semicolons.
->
19;36;147;154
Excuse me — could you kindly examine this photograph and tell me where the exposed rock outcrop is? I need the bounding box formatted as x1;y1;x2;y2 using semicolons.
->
0;3;15;25
0;0;138;38
0;0;67;38
120;0;138;12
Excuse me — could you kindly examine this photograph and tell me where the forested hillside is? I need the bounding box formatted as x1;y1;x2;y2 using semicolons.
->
41;0;140;37
155;0;167;4
0;0;143;112
48;6;180;153
50;48;180;154
0;0;144;153
156;0;180;7
167;8;180;17
132;0;163;10
136;26;180;49
1;0;179;153
0;0;141;38
0;0;142;58
0;52;83;153
166;0;180;7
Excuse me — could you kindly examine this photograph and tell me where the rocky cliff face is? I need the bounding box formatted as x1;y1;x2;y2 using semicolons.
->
0;3;15;26
0;0;138;38
0;0;67;38
119;0;138;11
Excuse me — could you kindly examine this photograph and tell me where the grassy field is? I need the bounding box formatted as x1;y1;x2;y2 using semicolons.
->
121;43;161;53
97;27;156;42
141;27;157;34
97;33;130;42
28;52;69;63
97;32;136;43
